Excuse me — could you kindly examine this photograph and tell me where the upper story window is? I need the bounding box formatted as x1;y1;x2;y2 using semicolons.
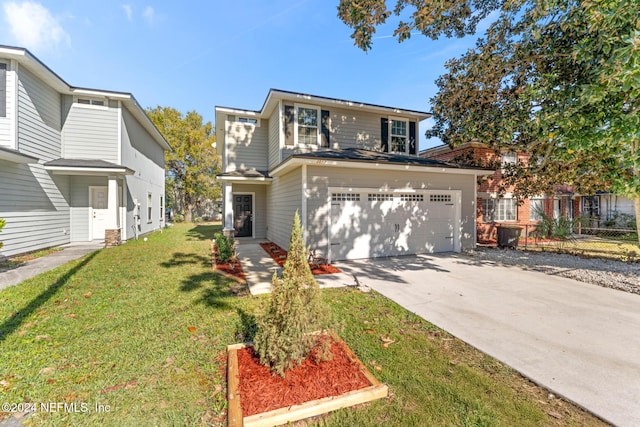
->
296;105;320;145
284;104;330;147
501;152;517;172
237;117;260;126
390;119;408;153
75;97;107;108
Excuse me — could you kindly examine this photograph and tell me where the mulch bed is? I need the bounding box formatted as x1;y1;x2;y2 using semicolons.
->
211;243;246;282
259;242;341;275
236;336;371;416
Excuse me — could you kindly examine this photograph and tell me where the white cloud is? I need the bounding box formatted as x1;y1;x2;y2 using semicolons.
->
142;5;154;25
3;1;70;51
121;4;132;22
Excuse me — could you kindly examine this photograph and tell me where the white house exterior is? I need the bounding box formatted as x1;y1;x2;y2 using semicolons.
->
0;46;170;257
216;89;489;262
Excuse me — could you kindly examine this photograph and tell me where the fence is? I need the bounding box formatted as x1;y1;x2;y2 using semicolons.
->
520;225;639;262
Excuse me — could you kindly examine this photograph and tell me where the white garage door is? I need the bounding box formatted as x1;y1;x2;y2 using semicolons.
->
329;190;459;261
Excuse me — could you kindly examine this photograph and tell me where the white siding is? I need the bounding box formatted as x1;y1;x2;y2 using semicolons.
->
0;159;70;256
0;61;15;149
304;166;477;257
225;117;268;171
268;107;280;169
62;103;119;162
120;107;165;239
17;66;61;160
266;169;302;250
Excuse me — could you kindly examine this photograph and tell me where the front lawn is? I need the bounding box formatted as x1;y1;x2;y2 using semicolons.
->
0;224;605;426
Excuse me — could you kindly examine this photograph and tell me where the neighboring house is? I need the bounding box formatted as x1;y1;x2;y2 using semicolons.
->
0;46;170;257
420;142;635;241
216;89;490;262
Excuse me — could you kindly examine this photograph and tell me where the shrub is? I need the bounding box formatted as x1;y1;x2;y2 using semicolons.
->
254;211;330;377
214;232;235;264
173;213;185;223
0;218;5;250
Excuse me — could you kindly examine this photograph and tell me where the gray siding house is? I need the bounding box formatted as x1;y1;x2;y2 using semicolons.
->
0;46;170;257
216;89;488;262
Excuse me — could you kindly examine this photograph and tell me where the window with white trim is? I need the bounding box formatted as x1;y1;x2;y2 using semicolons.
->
296;106;319;145
390;119;408;153
482;198;517;222
332;193;360;202
582;196;600;217
159;195;164;221
238;117;259;126
147;192;153;223
530;198;544;221
501;152;517;172
0;63;6;118
76;97;105;106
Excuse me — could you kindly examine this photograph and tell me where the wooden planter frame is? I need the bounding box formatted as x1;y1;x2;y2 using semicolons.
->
227;332;388;427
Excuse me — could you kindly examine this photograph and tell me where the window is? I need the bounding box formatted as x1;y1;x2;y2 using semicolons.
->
530;198;544;221
147;192;153;223
583;196;600;217
501;152;517;172
297;106;319;145
238;117;259;126
332;193;360;202
390;119;408;153
76;97;106;107
368;193;393;201
482;198;517;222
400;194;424;202
430;194;452;203
159;195;164;221
0;63;6;118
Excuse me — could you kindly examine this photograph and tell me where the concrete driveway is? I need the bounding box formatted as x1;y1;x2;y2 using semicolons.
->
335;253;640;427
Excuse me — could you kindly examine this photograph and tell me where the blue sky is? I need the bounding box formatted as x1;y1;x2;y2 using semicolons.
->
1;1;485;150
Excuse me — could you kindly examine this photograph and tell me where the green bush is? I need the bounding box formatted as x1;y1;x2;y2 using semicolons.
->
214;232;235;264
254;211;330;377
0;218;5;250
173;213;185;223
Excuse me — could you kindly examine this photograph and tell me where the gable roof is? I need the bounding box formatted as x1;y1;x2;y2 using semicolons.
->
0;45;171;151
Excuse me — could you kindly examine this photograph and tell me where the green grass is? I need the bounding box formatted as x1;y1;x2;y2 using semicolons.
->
0;224;605;426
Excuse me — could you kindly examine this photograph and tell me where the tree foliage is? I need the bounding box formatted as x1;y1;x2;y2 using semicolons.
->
147;107;221;222
339;0;640;239
254;211;330;377
0;218;5;250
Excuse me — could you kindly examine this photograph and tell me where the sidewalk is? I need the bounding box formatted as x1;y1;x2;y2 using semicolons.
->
234;239;354;295
0;242;104;291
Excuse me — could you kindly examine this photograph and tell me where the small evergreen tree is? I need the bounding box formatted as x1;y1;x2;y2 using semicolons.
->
0;218;5;251
254;211;330;376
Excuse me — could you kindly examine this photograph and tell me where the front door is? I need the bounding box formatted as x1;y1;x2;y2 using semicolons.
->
90;186;108;240
234;194;253;237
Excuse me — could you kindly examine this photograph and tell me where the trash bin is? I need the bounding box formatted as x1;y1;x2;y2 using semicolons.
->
497;225;523;248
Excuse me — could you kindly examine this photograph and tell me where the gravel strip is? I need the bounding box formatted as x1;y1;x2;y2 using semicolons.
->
463;247;640;295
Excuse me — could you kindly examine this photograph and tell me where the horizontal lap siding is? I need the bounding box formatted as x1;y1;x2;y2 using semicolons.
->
0;160;70;256
325;107;382;151
266;169;301;250
69;176;107;242
233;184;267;239
62;104;119;162
305;166;477;257
225;119;268;172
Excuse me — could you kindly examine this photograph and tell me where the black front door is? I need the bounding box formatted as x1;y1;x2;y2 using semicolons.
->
234;195;252;237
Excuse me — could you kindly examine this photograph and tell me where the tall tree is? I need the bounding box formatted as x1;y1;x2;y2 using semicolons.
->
338;0;640;239
147;107;221;222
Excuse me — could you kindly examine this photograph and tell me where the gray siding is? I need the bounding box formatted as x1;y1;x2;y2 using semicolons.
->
304;166;477;257
62;103;119;162
268;107;280;169
266;169;302;250
0;61;15;149
68;176;108;242
233;184;267;238
0;159;70;256
120;107;166;239
17;66;61;160
225;118;268;171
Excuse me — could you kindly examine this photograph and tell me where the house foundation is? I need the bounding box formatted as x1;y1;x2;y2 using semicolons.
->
105;229;121;247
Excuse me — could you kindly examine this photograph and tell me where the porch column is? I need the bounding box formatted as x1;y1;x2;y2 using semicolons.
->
105;175;121;247
223;182;235;236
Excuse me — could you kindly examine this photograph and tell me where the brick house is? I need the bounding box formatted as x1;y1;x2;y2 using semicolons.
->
420;142;581;242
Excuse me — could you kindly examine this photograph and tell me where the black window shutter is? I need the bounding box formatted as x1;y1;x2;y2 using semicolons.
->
380;118;388;152
0;63;6;118
409;121;416;155
321;110;330;147
284;105;294;146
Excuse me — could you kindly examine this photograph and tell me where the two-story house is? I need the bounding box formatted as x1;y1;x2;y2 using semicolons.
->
216;89;490;262
0;46;170;257
420;142;636;241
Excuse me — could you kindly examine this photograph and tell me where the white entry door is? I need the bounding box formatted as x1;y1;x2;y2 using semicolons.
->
90;186;108;240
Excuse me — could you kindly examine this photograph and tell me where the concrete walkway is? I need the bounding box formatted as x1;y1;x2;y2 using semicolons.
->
335;253;640;427
235;239;354;295
0;241;104;291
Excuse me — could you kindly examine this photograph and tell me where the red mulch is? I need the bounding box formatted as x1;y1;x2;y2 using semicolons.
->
212;244;246;281
259;242;341;275
236;336;372;416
